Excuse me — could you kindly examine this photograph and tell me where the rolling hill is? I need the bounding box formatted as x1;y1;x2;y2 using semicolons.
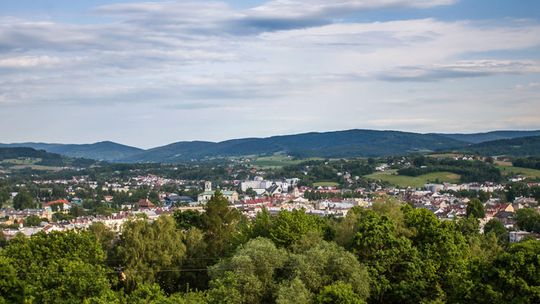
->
437;130;540;144
0;141;143;162
460;135;540;157
122;130;467;162
3;129;540;162
0;147;97;168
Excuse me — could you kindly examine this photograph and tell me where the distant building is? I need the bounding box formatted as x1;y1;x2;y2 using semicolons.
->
137;199;155;209
509;231;540;243
164;194;195;206
43;199;71;213
197;181;238;204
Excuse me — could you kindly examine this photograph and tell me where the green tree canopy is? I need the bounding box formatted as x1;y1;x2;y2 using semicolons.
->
466;198;485;219
13;190;36;210
114;216;186;293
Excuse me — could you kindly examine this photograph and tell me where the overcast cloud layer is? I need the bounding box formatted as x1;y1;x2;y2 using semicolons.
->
0;0;539;148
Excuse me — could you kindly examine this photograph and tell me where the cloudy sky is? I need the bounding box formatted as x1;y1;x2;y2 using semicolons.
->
1;0;539;148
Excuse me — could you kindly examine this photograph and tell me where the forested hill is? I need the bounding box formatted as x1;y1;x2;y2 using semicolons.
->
0;141;143;162
122;130;466;162
3;129;540;162
0;147;96;167
460;135;540;156
437;130;540;144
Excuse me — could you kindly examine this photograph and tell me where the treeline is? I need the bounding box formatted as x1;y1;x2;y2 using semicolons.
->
398;156;501;183
1;192;538;303
513;157;540;170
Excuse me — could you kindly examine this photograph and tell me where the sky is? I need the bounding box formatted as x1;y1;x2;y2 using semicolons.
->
0;0;539;148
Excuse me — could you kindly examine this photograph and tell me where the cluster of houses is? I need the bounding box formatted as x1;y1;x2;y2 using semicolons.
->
2;174;540;243
403;183;540;242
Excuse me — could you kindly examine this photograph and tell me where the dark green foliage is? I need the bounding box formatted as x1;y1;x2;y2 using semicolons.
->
513;157;540;170
24;215;43;227
462;135;540;157
202;190;245;258
515;208;540;233
174;209;204;230
13;190;37;210
469;240;540;303
0;189;9;209
483;218;508;246
467;198;485;218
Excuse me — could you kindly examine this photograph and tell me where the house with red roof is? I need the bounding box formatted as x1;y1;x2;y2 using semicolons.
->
43;199;71;213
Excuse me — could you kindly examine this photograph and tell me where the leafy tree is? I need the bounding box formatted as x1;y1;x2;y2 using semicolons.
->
515;208;540;233
13;190;36;210
69;205;86;217
88;222;116;254
1;231;111;303
275;278;312;304
483;218;508;245
466;198;485;218
403;207;471;303
202;190;245;258
244;188;257;197
316;282;366;304
0;256;24;303
469;240;540;303
286;239;370;301
114;216;186;293
178;228;210;291
174;209;204;230
208;238;288;303
24;215;43;227
52;212;74;222
0;189;9;209
269;209;324;247
352;209;430;303
249;207;273;239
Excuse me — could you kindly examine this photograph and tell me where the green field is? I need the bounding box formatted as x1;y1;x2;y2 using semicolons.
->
496;165;540;179
365;169;461;188
0;158;63;171
0;158;40;165
426;153;461;158
313;181;340;187
252;155;322;168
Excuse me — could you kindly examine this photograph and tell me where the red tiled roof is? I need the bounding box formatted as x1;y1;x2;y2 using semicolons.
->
44;199;69;207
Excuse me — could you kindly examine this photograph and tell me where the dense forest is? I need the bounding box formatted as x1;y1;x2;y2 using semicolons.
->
1;193;538;303
513;157;540;170
461;136;540;157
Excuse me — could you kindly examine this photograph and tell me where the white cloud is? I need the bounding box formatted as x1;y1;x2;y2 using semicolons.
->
0;0;539;144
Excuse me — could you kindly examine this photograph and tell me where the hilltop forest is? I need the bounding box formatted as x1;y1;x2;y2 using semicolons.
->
0;193;538;304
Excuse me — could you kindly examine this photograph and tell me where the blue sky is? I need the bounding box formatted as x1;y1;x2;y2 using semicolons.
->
0;0;539;148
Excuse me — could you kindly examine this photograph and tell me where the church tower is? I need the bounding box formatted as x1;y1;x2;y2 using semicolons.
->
205;181;212;192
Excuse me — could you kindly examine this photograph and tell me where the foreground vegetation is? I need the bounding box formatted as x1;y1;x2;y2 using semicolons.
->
1;192;538;304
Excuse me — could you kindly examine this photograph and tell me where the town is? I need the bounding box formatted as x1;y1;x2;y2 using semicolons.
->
2;153;539;244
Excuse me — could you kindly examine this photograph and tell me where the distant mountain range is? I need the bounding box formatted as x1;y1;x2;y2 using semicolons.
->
1;129;539;162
